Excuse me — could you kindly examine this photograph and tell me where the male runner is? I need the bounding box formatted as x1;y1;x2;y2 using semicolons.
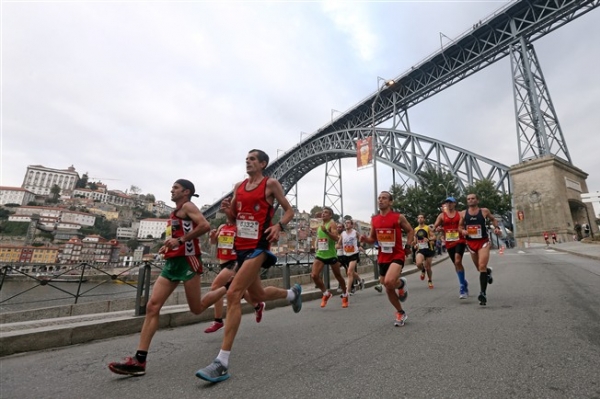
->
361;191;414;326
195;149;302;383
413;214;435;289
544;232;550;246
311;207;349;308
459;193;497;306
108;179;212;376
434;197;469;299
551;232;557;245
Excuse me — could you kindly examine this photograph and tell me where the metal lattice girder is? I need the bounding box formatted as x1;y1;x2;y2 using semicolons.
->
510;37;571;163
203;128;510;219
323;159;344;217
313;0;599;137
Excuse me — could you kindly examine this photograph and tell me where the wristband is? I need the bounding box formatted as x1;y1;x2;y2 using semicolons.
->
278;222;286;231
178;238;184;245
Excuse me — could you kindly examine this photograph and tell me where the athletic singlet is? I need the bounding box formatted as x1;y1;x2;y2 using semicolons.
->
234;177;273;251
371;211;405;264
341;229;359;256
414;225;433;251
217;224;237;261
164;204;201;259
464;208;488;240
442;211;465;249
316;221;337;259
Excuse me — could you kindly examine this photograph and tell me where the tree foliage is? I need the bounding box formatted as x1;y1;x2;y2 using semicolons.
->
76;173;89;189
459;179;512;216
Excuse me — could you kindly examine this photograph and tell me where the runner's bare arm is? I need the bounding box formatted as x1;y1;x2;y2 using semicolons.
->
265;178;294;242
399;215;414;247
182;202;211;241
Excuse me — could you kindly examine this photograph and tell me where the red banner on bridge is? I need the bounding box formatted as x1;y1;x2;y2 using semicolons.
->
356;137;373;169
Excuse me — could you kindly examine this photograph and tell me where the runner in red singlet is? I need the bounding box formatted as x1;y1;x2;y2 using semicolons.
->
360;191;414;327
433;196;469;299
196;149;302;384
109;179;211;376
459;193;499;306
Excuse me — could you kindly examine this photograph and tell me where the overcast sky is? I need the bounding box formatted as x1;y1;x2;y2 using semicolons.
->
2;1;599;222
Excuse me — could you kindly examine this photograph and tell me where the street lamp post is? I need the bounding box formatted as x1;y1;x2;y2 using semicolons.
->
371;77;395;213
438;182;452;198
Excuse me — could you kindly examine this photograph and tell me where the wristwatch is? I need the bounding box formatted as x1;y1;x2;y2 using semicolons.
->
177;238;184;245
278;221;286;231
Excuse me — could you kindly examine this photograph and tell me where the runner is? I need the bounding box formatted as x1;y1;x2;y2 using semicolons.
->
311;207;349;308
459;193;497;306
360;191;414;326
204;216;265;333
413;214;435;289
551;232;557;245
339;219;364;301
433;197;469;299
543;232;549;246
195;149;302;383
108;179;211;376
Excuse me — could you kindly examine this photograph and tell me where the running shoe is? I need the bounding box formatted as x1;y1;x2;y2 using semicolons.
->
459;286;468;299
464;280;469;296
108;356;146;376
374;284;383;293
342;296;349;308
478;292;487;306
397;277;408;302
487;267;493;285
350;285;356;294
320;291;332;308
255;302;265;323
195;359;230;383
204;321;224;333
394;311;407;327
360;279;365;290
420;270;425;281
428;281;434;289
290;283;302;313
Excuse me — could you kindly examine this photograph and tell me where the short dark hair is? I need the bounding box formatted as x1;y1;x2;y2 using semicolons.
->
322;206;333;214
467;193;478;199
380;191;393;201
249;149;270;169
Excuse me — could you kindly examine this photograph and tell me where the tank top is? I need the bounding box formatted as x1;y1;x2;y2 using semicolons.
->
414;225;433;251
217;224;237;261
341;229;359;256
464;209;488;240
371;211;405;263
316;221;337;259
235;177;273;250
164;204;201;259
442;211;465;249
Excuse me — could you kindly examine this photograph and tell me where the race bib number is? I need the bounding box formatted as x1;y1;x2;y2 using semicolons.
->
236;213;259;239
218;232;235;249
344;245;356;253
165;225;172;239
418;242;429;249
317;238;329;251
376;229;395;253
445;230;459;242
467;225;482;239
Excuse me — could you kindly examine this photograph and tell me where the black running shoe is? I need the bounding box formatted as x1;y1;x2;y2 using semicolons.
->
487;267;493;284
478;292;487;306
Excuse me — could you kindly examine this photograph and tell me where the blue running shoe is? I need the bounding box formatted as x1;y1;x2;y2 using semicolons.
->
195;360;229;383
459;286;467;299
290;283;302;313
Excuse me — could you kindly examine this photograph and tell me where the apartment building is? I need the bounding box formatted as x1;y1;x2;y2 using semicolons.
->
21;165;79;196
0;245;60;264
138;218;168;239
0;186;36;206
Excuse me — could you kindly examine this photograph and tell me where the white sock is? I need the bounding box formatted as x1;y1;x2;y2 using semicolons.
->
216;350;230;368
286;289;295;302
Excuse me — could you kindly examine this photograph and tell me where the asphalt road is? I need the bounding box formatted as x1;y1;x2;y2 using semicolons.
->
1;248;599;399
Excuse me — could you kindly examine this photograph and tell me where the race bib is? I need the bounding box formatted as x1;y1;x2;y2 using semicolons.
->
445;230;459;242
467;225;482;239
376;229;395;253
236;213;259;239
218;232;235;249
344;245;356;253
317;238;329;251
418;242;429;249
165;225;172;239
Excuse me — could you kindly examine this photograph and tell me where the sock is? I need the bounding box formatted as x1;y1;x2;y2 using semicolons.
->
216;350;230;368
286;289;295;302
457;270;466;287
342;293;348;298
214;318;223;323
135;350;147;364
479;272;488;294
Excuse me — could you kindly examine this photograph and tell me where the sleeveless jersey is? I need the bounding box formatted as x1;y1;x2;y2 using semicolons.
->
371;211;405;263
217;224;237;261
235;177;274;251
414;225;433;251
316;221;337;259
164;206;201;259
464;208;488;240
442;211;465;249
341;229;359;256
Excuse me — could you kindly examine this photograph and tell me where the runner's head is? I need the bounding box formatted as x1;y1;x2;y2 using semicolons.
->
344;219;354;230
466;193;478;208
246;149;270;174
417;214;426;225
443;196;456;211
172;179;199;201
378;191;393;211
322;206;334;221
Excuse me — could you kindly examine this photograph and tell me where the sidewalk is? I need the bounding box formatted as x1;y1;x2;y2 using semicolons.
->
539;240;600;261
0;256;449;357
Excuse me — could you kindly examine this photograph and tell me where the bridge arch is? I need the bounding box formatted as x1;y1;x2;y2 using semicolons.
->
202;128;510;219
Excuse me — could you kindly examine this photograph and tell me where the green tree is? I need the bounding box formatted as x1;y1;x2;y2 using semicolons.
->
76;173;89;188
47;184;61;204
88;182;98;191
145;194;156;203
310;205;323;217
126;239;140;251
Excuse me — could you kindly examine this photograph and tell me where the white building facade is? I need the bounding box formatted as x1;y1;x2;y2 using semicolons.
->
0;186;36;206
138;218;168;239
22;165;80;196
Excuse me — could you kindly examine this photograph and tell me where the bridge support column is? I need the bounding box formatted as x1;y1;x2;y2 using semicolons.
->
323;159;344;217
509;156;597;246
